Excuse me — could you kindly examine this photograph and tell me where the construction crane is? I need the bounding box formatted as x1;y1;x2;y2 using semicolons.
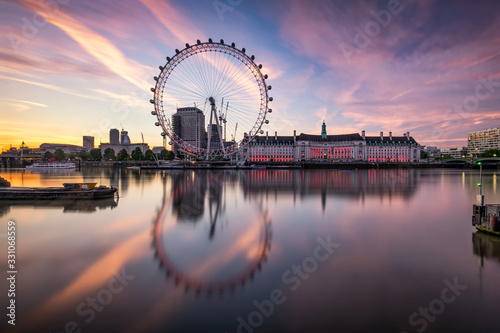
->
232;122;238;142
141;132;145;153
219;100;229;141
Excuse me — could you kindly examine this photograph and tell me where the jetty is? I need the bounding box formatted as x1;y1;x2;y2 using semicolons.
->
0;182;117;200
472;162;500;236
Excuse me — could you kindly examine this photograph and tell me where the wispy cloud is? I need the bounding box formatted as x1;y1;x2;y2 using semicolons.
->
19;0;151;92
0;74;105;100
139;0;206;44
274;0;500;146
3;97;47;108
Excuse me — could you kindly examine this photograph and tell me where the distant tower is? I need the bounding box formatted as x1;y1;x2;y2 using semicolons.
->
121;130;131;145
110;129;119;145
321;120;327;139
83;136;95;151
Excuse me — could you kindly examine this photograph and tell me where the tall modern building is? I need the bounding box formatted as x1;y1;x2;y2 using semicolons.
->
208;124;223;150
468;127;500;157
172;107;206;154
120;130;131;145
110;128;120;145
83;136;94;151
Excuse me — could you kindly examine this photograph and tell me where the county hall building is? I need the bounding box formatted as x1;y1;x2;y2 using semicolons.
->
245;121;420;163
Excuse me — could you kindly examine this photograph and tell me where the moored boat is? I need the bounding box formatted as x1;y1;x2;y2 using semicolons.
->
26;162;76;170
0;183;117;200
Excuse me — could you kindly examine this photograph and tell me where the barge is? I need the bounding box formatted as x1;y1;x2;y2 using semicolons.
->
0;182;117;200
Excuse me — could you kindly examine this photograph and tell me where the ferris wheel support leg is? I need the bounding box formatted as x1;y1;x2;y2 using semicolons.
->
213;108;226;155
207;104;213;159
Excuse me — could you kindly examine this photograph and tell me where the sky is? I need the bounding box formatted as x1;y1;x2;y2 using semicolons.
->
1;0;499;151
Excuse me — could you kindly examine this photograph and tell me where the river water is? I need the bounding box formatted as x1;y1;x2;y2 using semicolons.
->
0;167;499;333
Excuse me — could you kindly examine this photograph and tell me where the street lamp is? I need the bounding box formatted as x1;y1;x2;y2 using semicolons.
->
477;161;484;206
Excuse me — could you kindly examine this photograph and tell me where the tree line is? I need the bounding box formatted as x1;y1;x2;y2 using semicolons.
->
43;147;175;161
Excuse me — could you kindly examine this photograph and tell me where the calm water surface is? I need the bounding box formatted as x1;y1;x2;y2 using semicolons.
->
1;167;499;333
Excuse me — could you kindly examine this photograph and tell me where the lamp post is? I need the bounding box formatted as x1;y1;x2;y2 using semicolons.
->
477;161;484;206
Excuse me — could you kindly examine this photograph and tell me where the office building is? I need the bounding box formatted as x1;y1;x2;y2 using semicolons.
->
121;130;131;145
468;127;500;157
83;136;94;151
172;107;206;154
110;129;120;145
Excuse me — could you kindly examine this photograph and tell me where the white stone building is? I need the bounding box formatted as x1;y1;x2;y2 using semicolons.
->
245;122;420;163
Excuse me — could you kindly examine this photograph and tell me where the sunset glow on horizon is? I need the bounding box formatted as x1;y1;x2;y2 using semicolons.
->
1;0;499;151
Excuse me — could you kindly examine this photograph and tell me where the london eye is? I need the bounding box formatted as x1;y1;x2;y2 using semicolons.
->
150;39;273;158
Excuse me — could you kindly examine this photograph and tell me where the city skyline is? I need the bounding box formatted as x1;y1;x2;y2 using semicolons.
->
1;0;499;152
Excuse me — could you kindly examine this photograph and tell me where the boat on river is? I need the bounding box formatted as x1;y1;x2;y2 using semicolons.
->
0;183;117;200
26;162;76;170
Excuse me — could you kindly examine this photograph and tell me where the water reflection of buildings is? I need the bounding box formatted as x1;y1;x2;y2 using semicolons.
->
241;169;419;209
171;171;208;221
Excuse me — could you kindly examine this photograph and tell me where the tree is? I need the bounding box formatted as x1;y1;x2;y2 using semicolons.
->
104;148;116;160
436;154;453;160
54;149;66;161
78;150;89;161
480;149;500;158
160;149;175;160
89;148;102;161
159;149;168;160
43;151;53;160
144;149;154;161
131;147;144;161
117;149;129;161
67;153;76;160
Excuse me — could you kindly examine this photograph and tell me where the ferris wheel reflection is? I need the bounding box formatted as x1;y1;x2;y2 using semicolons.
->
152;170;272;294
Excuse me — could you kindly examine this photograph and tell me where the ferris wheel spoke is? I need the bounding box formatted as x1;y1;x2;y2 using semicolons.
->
192;52;213;99
181;54;212;99
212;51;243;98
164;83;205;99
166;69;208;97
217;60;253;97
217;67;258;97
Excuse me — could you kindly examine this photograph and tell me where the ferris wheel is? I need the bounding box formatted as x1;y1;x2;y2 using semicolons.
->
150;38;273;158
